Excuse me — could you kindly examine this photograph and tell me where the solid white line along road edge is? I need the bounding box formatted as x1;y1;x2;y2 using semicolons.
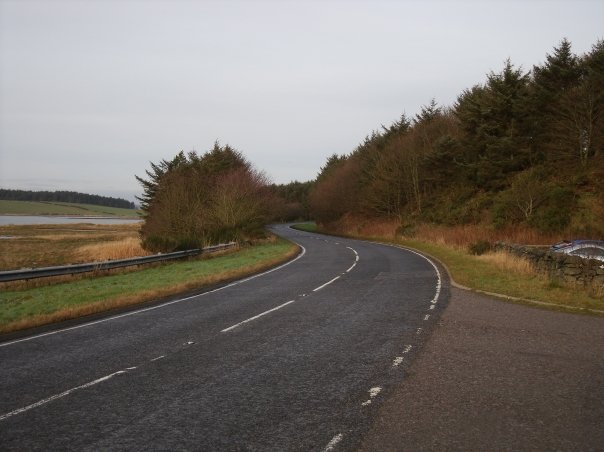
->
0;243;307;348
0;369;129;422
344;246;359;273
360;240;442;306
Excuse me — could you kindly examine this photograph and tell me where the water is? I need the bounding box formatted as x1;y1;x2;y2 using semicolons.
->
0;215;143;226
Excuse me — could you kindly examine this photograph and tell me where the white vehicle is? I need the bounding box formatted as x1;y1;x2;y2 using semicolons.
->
551;240;604;262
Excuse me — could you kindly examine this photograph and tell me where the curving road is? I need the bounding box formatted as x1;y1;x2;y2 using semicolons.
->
0;225;448;450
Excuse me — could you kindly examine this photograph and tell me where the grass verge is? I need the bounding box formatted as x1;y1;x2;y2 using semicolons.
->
293;223;604;315
0;237;299;334
290;223;317;233
397;238;603;313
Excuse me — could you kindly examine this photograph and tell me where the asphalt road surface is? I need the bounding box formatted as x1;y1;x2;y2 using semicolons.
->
0;225;448;451
360;288;604;451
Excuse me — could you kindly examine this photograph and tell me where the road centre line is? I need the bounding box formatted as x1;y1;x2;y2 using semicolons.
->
313;276;341;292
222;244;359;332
221;300;297;332
0;243;307;348
324;433;344;451
0;369;128;422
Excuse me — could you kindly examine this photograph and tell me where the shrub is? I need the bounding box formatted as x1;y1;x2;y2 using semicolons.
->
468;240;492;255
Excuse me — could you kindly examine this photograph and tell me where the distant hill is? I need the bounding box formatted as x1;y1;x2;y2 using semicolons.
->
0;200;141;218
0;189;135;210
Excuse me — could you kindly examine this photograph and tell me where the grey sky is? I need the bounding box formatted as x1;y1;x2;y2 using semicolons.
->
1;0;602;201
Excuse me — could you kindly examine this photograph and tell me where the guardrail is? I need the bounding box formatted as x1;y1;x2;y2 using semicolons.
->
0;242;237;282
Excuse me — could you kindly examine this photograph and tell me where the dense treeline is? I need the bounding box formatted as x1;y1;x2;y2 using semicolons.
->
0;189;135;209
269;181;313;221
310;39;604;236
136;142;276;251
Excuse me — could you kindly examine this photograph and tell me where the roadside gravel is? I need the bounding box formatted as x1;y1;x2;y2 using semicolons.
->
359;287;604;451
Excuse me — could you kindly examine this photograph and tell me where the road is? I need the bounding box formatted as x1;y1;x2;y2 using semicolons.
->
360;288;604;451
0;224;447;450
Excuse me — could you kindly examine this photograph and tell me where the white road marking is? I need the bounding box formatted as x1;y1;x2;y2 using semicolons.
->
150;355;165;362
0;370;127;422
393;345;412;367
362;386;382;406
345;246;359;272
313;276;340;292
184;341;195;345
221;300;297;333
223;242;358;331
369;386;381;397
416;327;423;334
324;433;344;451
0;244;307;348
429;304;435;310
424;314;430;320
363;240;442;307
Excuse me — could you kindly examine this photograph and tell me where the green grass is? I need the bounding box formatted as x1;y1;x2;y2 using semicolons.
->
0;238;298;333
396;238;603;313
0;200;141;218
290;222;317;233
292;223;604;314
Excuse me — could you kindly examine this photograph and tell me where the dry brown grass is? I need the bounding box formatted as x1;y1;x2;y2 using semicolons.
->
476;250;537;276
327;216;564;249
0;223;143;271
74;237;150;262
410;223;563;249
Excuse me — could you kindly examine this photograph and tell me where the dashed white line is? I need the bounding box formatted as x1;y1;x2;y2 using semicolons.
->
221;300;297;333
313;276;341;292
0;370;127;422
324;433;344;451
0;244;307;348
392;345;413;367
223;243;359;332
150;355;165;362
361;386;382;406
424;314;430;321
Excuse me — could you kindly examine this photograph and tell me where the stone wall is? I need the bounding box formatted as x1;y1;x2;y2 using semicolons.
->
494;242;604;287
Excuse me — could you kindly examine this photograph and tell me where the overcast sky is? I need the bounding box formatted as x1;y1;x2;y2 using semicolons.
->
1;0;602;201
